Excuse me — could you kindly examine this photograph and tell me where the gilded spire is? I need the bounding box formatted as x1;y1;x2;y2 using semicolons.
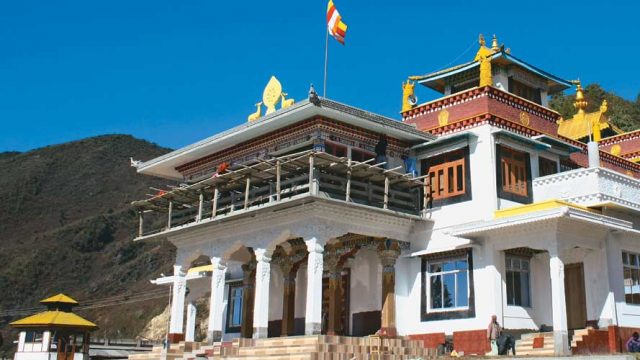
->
491;34;499;51
573;80;588;113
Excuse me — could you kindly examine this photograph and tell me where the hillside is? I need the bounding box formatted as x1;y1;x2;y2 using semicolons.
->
550;83;640;132
0;135;176;355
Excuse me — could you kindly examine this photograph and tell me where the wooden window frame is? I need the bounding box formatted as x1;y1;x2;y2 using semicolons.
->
508;77;542;104
421;147;472;207
538;156;558;177
496;145;532;203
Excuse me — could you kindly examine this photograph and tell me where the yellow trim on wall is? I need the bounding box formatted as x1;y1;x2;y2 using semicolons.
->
494;199;594;219
187;264;213;274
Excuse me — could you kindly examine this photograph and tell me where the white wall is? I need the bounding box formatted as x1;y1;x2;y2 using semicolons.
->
417;125;497;231
348;250;382;318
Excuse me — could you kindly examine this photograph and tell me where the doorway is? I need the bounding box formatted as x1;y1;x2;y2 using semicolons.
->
564;262;587;329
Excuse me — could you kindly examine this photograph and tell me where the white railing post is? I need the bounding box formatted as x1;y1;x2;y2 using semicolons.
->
276;160;281;201
383;176;389;209
167;201;173;230
138;211;144;237
211;186;218;219
196;191;204;222
309;154;318;195
244;176;251;209
345;158;352;202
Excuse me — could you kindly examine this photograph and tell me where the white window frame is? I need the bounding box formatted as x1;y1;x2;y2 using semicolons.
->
505;255;532;308
425;256;470;313
622;251;640;305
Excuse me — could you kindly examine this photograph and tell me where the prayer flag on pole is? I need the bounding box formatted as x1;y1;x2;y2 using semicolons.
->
326;0;347;45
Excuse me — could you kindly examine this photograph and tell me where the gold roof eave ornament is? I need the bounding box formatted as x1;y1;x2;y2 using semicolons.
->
475;34;504;88
557;80;611;142
248;76;295;122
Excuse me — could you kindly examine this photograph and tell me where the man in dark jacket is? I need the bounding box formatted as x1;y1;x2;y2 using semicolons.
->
497;333;516;356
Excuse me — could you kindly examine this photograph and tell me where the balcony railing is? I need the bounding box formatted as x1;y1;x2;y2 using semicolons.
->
533;167;640;211
133;151;429;239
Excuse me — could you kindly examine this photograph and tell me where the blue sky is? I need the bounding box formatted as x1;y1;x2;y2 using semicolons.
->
1;0;638;152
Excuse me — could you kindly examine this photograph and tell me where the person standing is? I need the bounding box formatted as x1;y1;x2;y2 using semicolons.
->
487;315;502;356
374;134;388;169
626;332;640;352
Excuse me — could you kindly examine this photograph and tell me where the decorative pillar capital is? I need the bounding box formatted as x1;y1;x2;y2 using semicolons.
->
378;239;401;273
254;248;273;263
378;249;400;272
210;256;227;271
305;237;325;254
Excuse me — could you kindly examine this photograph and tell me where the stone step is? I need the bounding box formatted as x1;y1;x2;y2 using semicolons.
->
516;348;556;356
237;344;425;357
519;332;554;340
516;339;555;348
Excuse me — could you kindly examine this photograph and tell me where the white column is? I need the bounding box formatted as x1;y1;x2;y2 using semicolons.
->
252;248;272;339
304;237;324;335
207;257;227;343
549;253;570;355
604;232;623;326
169;265;187;338
185;301;197;342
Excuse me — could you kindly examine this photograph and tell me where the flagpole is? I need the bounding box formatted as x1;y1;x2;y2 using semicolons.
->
323;29;329;97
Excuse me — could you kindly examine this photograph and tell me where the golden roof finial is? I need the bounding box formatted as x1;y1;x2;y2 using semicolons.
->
572;79;588;113
474;34;494;61
491;34;499;51
600;99;608;113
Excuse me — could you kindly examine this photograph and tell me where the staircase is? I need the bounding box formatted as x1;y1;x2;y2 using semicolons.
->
514;332;555;356
129;335;435;360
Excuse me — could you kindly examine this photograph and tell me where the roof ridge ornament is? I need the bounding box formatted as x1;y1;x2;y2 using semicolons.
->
247;76;295;122
491;34;500;51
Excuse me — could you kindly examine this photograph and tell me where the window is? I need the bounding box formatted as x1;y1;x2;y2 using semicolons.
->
421;250;475;321
497;145;531;202
623;252;640;305
538;157;558;177
24;331;43;343
451;80;475;94
509;78;541;104
351;148;374;163
226;282;244;332
324;142;347;158
421;148;471;206
427;258;469;310
505;256;531;307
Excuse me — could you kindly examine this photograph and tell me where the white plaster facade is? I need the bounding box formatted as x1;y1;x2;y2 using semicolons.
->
137;99;640;356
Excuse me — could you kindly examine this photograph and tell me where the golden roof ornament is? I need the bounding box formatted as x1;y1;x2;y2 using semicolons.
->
401;80;417;113
474;33;494;61
247;76;295;122
491;34;500;51
572;80;588;113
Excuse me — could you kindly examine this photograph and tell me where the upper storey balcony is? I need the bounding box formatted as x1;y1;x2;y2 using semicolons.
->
533;166;640;213
132;151;428;240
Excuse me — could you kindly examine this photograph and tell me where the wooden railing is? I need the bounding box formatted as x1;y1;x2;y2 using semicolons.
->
134;151;428;238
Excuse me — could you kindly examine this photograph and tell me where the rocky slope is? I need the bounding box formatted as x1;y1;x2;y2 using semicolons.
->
0;135;176;355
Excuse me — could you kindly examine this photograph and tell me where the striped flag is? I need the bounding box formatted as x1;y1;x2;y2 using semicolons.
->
327;0;348;45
